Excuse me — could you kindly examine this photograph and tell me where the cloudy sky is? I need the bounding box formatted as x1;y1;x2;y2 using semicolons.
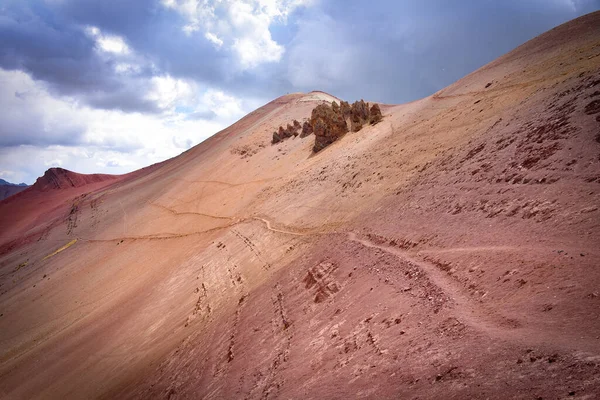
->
1;0;598;184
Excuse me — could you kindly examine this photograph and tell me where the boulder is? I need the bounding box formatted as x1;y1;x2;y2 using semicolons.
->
350;100;370;132
300;121;313;138
310;103;348;152
351;100;370;122
285;123;296;138
272;131;281;144
369;103;383;125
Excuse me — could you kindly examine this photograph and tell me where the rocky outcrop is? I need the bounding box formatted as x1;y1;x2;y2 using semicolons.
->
340;100;351;119
369;103;383;125
310;99;384;151
311;103;349;152
300;121;313;138
272;121;302;144
271;98;384;151
350;100;370;132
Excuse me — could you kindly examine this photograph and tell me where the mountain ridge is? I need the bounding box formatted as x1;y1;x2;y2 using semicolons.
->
0;178;27;187
31;167;119;192
0;178;29;201
0;11;599;400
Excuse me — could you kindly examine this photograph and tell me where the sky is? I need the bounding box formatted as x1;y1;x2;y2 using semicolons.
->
0;0;599;184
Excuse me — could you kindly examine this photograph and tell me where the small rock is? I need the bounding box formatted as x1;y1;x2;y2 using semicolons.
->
542;304;553;312
580;206;598;213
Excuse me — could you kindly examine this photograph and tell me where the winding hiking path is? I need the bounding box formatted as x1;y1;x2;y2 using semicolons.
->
66;210;599;355
252;217;307;237
346;232;599;354
348;233;506;331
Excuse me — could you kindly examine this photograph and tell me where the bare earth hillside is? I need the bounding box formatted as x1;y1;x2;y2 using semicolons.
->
1;11;599;400
0;185;26;202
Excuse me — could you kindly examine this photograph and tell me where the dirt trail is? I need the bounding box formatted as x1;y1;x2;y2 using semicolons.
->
251;217;597;353
347;232;599;355
252;217;307;237
65;209;598;357
173;178;272;187
150;202;237;221
417;246;521;254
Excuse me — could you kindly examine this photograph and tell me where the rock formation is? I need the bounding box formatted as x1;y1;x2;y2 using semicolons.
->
300;121;313;138
271;99;383;150
350;100;370;132
310;103;349;152
369;103;383;125
272;122;301;144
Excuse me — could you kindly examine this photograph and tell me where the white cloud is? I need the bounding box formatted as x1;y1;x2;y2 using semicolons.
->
85;25;131;55
0;69;86;146
0;170;16;179
97;35;130;54
45;159;64;167
85;26;100;36
205;32;224;47
201;89;246;119
228;1;284;68
96;156;136;168
0;68;262;184
161;0;314;69
146;75;195;111
114;63;142;75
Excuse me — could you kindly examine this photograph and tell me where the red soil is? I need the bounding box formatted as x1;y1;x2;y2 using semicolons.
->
0;11;599;400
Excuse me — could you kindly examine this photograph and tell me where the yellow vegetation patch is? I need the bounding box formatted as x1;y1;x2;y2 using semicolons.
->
13;261;28;272
43;239;77;260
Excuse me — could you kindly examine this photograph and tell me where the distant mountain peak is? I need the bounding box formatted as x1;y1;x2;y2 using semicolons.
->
31;167;118;191
0;178;28;187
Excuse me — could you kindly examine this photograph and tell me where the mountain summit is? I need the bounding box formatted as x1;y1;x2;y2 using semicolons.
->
31;167;119;191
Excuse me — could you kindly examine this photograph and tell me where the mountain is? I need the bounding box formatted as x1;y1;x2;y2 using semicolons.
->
0;179;27;186
0;178;28;201
0;11;599;399
0;165;161;255
31;167;119;191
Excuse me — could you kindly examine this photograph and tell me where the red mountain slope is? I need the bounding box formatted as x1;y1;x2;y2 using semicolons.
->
0;11;599;400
